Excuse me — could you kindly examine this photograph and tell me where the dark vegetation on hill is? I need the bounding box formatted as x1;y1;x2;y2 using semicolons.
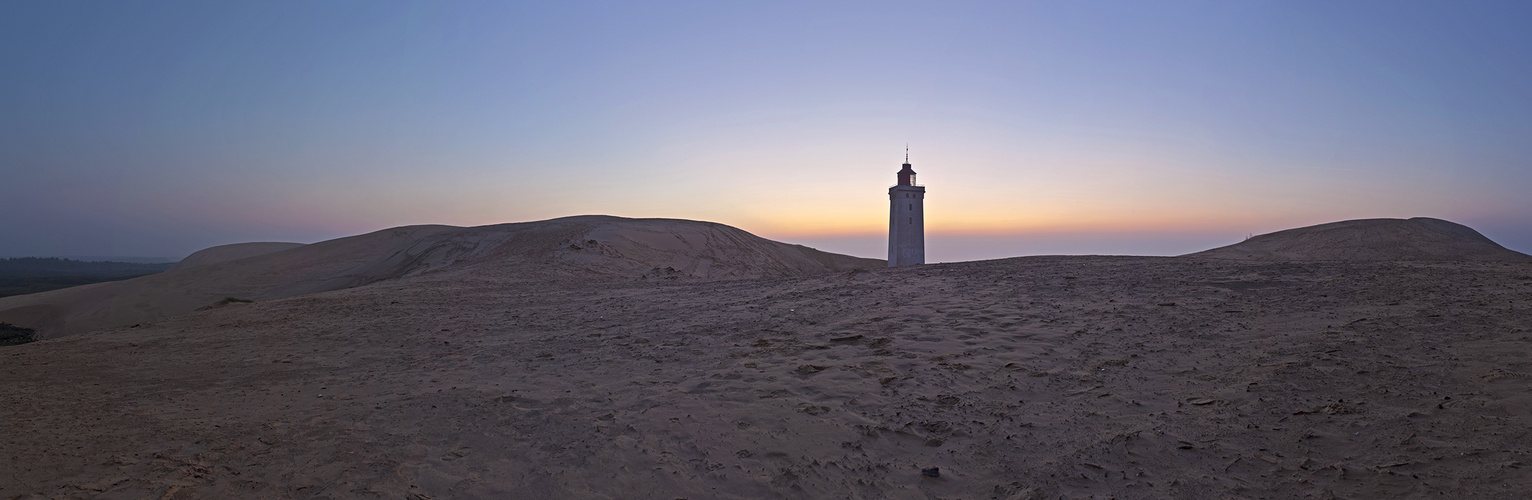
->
0;322;36;346
0;258;173;298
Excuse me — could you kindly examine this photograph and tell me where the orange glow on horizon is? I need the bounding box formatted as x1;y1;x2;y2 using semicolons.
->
750;205;1286;240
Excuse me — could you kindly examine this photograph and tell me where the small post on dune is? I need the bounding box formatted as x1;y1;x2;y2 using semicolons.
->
887;147;926;267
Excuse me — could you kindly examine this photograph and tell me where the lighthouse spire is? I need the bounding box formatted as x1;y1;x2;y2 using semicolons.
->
887;148;926;267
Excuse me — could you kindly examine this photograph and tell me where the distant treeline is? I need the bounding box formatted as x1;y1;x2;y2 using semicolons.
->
0;257;174;278
0;258;174;298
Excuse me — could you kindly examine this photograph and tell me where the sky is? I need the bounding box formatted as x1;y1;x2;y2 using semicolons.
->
3;1;1530;261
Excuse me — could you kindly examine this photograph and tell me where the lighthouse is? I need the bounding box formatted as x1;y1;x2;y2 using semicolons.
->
887;150;925;267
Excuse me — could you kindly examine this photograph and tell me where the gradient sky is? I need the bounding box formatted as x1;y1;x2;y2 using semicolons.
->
4;1;1531;261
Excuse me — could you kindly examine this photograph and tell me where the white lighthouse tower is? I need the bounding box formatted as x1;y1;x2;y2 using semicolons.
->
887;149;925;267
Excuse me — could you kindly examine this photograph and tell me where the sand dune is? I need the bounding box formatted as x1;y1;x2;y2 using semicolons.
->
169;242;306;271
1188;217;1532;262
0;216;880;340
3;216;1530;498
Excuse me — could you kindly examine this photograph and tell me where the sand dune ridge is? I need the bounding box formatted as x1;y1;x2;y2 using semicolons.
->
0;216;880;339
1187;217;1530;262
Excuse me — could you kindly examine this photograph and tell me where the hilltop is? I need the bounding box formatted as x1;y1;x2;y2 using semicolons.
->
1187;217;1532;262
0;216;881;339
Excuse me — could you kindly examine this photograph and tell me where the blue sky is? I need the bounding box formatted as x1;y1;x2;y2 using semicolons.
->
3;1;1530;260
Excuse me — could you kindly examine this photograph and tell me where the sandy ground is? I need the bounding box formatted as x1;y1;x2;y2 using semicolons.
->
4;256;1532;498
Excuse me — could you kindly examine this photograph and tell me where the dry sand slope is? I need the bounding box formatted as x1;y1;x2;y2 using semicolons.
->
3;218;1532;499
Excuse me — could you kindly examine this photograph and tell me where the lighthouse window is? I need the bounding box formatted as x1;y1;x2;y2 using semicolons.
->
908;217;912;224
